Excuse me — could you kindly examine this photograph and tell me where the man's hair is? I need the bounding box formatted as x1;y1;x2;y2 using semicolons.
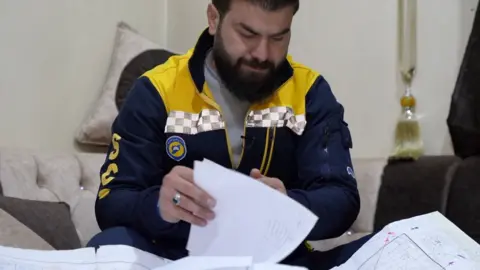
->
212;0;299;17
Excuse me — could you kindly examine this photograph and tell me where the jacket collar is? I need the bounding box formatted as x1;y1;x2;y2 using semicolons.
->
188;28;294;93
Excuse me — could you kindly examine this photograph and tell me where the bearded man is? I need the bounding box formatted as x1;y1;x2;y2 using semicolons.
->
88;1;372;269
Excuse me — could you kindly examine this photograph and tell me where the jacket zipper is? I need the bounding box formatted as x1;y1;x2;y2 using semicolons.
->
236;112;251;169
199;88;254;169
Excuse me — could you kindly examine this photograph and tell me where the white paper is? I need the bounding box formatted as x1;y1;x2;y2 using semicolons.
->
151;256;310;270
334;211;480;270
187;159;318;264
251;263;308;270
0;244;308;270
151;256;252;270
0;245;174;270
0;245;96;270
95;245;171;270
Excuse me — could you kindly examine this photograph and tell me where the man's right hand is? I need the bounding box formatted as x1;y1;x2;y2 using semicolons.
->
159;166;216;227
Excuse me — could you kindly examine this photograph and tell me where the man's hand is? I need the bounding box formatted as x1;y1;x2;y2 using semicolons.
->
250;169;287;195
159;166;216;227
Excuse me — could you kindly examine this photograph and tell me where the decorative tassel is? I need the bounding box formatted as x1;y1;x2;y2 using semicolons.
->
391;0;424;160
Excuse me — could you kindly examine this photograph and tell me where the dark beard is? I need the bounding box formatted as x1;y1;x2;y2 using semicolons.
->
211;36;280;103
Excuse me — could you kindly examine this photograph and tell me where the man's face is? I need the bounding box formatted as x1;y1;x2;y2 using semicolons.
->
207;0;294;103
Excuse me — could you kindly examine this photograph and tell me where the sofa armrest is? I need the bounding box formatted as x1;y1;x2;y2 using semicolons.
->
445;156;480;243
0;149;104;246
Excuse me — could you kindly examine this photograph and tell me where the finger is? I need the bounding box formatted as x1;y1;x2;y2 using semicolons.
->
250;168;263;179
171;203;208;227
164;170;216;208
171;166;194;182
160;187;208;226
258;177;282;189
174;191;215;221
169;175;216;208
158;187;180;223
166;189;215;220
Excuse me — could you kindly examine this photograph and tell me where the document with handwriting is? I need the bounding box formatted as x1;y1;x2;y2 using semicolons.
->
187;159;318;263
332;212;480;270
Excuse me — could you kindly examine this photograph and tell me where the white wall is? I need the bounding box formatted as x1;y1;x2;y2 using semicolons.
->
0;0;166;152
165;0;479;159
0;0;478;158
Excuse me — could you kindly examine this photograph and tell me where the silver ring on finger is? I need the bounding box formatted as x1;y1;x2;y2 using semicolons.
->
172;192;182;206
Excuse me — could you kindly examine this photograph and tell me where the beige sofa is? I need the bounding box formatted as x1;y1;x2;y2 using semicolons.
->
0;147;387;251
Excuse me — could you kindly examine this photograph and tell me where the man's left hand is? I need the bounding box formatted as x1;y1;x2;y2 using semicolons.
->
250;169;287;195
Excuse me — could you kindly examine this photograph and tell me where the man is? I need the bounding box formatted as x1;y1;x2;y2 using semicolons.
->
87;0;372;269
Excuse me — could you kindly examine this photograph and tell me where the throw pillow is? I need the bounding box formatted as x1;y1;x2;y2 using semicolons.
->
0;209;54;250
75;21;168;146
0;196;82;250
115;49;176;110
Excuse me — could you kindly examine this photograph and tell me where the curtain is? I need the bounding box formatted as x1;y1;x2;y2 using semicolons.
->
447;3;480;158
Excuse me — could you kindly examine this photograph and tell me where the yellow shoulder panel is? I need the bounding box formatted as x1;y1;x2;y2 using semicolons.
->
288;55;320;97
141;52;319;116
142;49;207;114
252;56;320;116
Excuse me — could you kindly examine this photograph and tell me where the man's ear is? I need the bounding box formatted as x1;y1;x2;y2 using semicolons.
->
207;3;220;35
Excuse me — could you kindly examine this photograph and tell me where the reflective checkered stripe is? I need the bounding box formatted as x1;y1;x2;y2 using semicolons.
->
245;106;306;135
164;110;225;135
164;107;306;135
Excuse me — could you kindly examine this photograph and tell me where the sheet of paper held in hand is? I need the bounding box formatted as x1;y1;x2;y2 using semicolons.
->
186;159;318;264
331;211;480;270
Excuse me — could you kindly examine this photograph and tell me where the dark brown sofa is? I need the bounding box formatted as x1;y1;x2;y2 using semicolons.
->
374;155;480;243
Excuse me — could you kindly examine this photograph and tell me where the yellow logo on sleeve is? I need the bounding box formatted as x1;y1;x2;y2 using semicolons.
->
166;136;187;161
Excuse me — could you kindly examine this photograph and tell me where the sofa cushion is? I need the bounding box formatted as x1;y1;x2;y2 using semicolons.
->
0;196;81;250
374;156;461;230
308;158;386;251
0;208;54;250
115;49;176;110
349;158;386;233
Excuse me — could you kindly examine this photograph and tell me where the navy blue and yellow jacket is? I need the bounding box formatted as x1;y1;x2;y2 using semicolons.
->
95;29;360;262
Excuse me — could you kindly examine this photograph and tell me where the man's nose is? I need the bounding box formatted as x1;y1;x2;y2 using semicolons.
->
250;39;269;63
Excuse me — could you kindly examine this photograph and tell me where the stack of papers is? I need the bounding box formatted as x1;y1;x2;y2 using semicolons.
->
154;256;307;270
